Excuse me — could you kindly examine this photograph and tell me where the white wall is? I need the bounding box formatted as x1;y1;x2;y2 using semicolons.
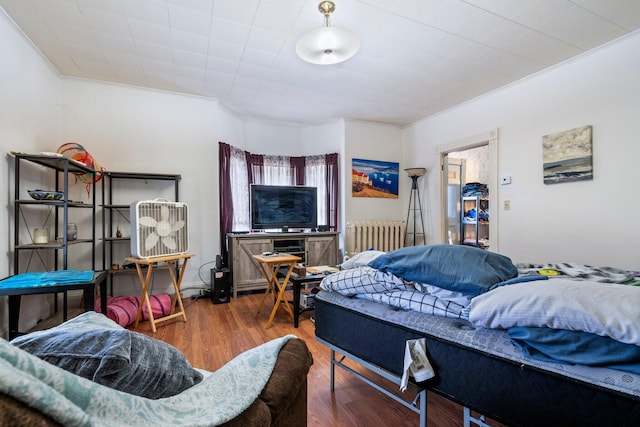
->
60;79;221;296
403;31;640;269
217;108;245;147
300;120;343;155
344;120;404;224
0;10;63;335
244;120;306;155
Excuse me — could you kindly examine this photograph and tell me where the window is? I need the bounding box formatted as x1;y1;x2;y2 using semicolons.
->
219;143;339;261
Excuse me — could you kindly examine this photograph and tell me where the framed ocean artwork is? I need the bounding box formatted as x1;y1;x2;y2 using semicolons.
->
542;125;593;184
352;158;399;198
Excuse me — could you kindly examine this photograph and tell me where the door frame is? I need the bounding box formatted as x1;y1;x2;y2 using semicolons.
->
438;129;499;252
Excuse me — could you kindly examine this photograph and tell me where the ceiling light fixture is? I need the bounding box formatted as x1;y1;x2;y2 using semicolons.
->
295;1;360;65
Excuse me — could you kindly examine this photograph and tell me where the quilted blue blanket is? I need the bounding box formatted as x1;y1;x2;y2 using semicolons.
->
0;270;94;288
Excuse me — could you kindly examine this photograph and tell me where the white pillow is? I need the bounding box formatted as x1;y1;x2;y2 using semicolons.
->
341;250;385;269
467;278;640;346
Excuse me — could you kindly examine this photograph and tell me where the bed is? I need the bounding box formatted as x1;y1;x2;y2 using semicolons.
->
314;245;640;427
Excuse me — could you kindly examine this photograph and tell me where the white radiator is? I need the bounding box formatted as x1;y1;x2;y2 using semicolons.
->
130;199;189;259
346;221;405;254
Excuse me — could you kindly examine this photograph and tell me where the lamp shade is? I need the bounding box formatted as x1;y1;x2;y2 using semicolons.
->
296;26;360;65
405;167;426;177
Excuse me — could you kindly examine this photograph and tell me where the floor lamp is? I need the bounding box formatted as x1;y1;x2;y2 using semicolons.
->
404;168;426;246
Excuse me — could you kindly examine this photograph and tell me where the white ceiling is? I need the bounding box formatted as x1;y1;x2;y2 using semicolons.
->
2;0;640;126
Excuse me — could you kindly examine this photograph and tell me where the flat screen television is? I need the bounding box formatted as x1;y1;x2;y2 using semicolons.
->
250;185;317;231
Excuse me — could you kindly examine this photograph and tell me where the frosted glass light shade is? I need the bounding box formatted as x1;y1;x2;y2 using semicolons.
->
296;26;360;65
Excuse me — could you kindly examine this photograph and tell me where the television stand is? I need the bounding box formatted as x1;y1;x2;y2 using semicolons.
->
227;231;339;298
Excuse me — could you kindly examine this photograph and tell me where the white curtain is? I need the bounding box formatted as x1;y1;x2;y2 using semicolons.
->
230;153;295;231
305;155;328;226
261;156;293;185
230;147;250;231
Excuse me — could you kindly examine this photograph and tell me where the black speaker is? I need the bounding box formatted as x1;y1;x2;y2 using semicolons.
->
211;267;231;304
318;225;329;232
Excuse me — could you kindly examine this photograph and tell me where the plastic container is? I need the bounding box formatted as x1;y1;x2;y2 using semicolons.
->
67;223;78;241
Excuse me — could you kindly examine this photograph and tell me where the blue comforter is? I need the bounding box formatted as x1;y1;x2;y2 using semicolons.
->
509;327;640;375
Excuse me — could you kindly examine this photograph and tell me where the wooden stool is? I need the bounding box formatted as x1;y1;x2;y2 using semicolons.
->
125;253;194;332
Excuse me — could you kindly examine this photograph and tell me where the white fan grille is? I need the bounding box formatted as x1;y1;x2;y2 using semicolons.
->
130;200;189;258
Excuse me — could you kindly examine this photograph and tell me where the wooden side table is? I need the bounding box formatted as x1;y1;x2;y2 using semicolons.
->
124;253;194;332
253;253;301;328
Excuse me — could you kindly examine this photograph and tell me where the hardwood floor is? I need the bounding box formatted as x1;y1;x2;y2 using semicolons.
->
125;291;507;427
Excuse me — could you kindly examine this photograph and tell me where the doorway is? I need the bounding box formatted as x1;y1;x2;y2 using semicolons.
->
439;129;499;252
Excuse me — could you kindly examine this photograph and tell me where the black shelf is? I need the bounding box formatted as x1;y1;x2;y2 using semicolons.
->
11;152;97;175
101;171;181;291
101;204;130;209
461;196;489;249
12;153;97;273
15;238;94;250
16;199;92;208
103;171;181;182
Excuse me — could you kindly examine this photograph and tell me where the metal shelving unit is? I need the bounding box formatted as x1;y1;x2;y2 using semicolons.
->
101;171;181;290
12;152;98;273
461;196;489;249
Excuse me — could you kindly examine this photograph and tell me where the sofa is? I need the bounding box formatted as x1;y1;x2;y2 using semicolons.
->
0;312;313;427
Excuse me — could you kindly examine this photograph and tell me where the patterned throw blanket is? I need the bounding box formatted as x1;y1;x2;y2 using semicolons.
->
320;266;471;319
516;262;636;284
1;331;295;426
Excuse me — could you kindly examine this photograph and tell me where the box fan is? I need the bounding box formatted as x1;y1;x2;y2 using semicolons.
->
130;199;189;258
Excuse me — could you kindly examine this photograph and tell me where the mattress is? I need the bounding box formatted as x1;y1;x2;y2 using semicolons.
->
314;290;640;427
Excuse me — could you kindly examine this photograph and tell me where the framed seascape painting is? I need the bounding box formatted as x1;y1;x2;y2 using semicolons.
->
542;125;593;185
351;158;399;198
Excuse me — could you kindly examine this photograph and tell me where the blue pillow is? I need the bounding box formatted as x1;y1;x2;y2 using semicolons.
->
367;244;517;296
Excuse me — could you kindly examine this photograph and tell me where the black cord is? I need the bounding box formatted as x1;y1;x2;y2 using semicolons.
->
197;259;217;290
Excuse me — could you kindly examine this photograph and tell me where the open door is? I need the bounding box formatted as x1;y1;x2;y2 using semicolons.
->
444;157;464;245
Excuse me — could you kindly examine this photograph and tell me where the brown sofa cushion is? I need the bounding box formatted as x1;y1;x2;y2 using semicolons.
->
260;339;313;418
0;393;61;427
220;338;313;427
261;338;313;424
